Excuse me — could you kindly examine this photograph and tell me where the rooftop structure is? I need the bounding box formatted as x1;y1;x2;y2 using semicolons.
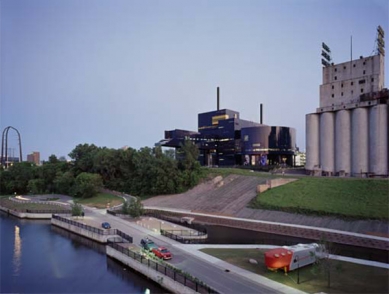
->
158;88;297;167
306;26;388;177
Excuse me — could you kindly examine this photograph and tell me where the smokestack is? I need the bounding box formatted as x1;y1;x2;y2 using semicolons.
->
260;103;263;124
217;87;220;111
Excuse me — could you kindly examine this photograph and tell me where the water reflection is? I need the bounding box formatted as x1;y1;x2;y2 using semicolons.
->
13;225;21;276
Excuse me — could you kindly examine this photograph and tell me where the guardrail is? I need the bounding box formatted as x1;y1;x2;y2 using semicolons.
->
161;229;207;244
107;242;218;294
52;214;133;243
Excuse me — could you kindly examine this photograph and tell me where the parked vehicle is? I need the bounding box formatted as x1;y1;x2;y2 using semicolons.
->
140;238;158;251
101;222;111;229
264;243;322;272
152;247;172;260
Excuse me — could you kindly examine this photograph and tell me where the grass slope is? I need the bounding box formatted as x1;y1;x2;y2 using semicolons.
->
250;177;389;220
201;248;389;294
76;193;124;208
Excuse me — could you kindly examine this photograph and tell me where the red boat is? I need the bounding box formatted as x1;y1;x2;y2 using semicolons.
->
264;243;321;272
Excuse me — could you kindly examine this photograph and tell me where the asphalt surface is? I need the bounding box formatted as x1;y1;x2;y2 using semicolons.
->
82;206;304;294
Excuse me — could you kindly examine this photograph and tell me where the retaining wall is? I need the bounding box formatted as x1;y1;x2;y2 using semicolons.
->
106;246;197;294
51;217;109;243
0;206;68;219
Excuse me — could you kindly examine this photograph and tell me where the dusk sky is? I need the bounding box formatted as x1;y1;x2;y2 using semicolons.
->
1;0;388;161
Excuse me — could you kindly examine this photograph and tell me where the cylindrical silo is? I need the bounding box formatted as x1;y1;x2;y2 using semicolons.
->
369;104;388;176
335;110;351;176
320;112;335;175
305;113;320;172
351;108;369;176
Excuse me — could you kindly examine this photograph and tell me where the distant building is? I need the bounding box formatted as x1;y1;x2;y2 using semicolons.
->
157;89;297;167
27;152;40;165
306;27;388;177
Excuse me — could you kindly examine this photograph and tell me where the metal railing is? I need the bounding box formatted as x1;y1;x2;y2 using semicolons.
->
52;214;133;242
26;209;70;214
161;229;207;244
107;242;218;294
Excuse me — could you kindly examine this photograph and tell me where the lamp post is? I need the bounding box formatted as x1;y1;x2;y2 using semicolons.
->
297;255;300;284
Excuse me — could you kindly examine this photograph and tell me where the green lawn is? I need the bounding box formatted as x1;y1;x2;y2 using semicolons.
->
200;248;389;294
76;193;124;208
249;177;389;220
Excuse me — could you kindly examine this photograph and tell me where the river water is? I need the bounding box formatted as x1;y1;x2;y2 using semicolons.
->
0;212;165;293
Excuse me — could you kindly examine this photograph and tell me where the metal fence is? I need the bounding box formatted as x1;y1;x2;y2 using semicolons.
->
52;214;133;242
107;242;218;294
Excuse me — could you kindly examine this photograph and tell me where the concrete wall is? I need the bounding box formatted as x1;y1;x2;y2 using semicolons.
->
320;55;383;108
0;206;68;219
51;218;109;243
106;246;197;294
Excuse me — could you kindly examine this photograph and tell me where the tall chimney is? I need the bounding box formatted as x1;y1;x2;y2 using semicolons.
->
217;87;220;111
260;103;263;124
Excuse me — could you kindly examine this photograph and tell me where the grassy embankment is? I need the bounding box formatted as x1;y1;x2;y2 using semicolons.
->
0;193;124;210
76;193;124;209
201;248;389;294
0;197;70;212
204;168;389;220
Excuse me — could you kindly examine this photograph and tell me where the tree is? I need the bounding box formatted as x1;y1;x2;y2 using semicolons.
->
6;162;37;194
177;140;202;188
128;197;144;217
27;179;46;194
68;143;100;175
70;202;83;217
73;172;102;198
54;171;75;195
311;237;342;288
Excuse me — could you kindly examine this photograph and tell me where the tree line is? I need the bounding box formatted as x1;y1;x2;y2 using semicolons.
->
0;141;202;198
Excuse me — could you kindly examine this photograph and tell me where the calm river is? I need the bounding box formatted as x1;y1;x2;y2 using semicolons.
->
0;212;165;293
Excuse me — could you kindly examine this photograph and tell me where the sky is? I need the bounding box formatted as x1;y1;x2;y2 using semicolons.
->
1;0;388;161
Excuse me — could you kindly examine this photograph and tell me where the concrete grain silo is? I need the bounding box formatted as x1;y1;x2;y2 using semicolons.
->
305;113;320;172
369;104;388;175
351;108;369;176
319;112;335;175
335;110;351;176
305;30;388;177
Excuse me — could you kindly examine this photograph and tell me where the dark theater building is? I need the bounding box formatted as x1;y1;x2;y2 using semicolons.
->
157;88;297;167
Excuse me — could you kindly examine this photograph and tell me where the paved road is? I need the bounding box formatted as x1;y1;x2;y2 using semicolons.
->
82;207;303;294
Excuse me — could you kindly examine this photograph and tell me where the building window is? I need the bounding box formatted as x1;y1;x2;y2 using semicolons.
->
351;90;353;94
353;64;356;67
331;94;334;98
371;78;374;82
244;135;249;142
334;68;337;72
363;61;366;65
363;70;366;75
351;82;354;86
361;88;364;93
343;66;346;69
334;76;337;80
341;92;343;96
332;85;334;89
341;83;343;88
359;79;365;84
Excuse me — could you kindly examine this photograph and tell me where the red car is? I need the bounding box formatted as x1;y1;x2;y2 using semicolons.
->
152;247;172;260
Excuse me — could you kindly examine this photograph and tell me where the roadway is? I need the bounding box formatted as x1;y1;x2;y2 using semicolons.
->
82;206;304;294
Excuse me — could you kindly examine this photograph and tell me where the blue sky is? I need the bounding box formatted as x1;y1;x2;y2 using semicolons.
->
1;0;388;161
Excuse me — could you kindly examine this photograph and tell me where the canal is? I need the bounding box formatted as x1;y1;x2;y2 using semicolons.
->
0;212;165;293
